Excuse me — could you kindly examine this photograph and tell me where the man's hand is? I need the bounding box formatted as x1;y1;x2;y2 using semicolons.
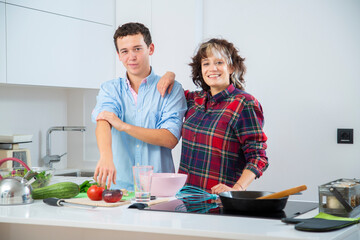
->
93;156;117;189
157;71;176;97
97;110;178;149
94;119;116;189
96;111;128;132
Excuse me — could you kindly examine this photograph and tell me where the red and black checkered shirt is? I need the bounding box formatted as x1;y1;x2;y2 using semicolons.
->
179;84;268;191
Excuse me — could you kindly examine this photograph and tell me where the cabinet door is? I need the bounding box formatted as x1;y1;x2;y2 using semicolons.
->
115;0;151;78
151;0;202;90
0;2;5;83
6;0;114;25
7;5;115;88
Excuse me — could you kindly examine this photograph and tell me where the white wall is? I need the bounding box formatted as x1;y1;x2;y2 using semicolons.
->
0;85;68;169
67;88;99;171
203;0;360;200
0;85;99;170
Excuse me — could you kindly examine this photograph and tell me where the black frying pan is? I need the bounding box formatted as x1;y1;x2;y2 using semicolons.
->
219;191;289;212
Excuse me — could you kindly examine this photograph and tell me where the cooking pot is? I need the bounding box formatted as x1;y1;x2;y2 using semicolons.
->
219;185;307;212
0;157;35;205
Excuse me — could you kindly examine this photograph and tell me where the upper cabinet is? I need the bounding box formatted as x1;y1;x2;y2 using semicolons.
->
6;2;115;88
6;0;114;25
151;0;202;90
115;0;151;78
0;2;5;84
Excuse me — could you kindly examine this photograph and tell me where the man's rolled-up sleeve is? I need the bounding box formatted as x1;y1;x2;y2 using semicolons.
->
91;82;122;123
156;82;187;140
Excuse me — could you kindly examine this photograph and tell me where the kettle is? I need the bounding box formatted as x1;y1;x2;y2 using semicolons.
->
0;157;35;205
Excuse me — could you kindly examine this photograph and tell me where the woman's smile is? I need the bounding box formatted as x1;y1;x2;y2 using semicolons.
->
201;54;233;95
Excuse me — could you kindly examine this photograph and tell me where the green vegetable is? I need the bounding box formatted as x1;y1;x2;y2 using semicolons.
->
79;180;98;193
30;170;52;189
32;182;80;199
4;169;52;189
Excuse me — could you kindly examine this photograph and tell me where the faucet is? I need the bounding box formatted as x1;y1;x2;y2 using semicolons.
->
43;126;86;168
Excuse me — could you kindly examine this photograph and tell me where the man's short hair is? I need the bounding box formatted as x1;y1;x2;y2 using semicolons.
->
113;22;152;53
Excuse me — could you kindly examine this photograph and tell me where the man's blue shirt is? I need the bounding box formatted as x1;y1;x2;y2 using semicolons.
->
92;68;187;190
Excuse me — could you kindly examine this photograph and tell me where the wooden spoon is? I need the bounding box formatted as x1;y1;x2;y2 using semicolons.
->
257;185;307;199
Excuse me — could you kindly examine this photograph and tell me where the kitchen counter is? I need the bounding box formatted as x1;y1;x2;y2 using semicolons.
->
0;178;359;240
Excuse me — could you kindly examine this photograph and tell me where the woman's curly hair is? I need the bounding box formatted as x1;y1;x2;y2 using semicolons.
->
189;38;246;91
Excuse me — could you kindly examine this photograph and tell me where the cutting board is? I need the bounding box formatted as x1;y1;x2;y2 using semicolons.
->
74;192;135;201
65;197;131;207
65;197;170;208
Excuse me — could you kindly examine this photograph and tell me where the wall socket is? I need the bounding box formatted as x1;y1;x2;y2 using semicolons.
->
337;129;353;144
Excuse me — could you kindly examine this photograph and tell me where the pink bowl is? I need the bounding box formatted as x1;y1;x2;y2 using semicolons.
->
151;173;187;197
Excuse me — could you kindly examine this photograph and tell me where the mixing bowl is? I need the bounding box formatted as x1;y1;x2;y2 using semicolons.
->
151;173;187;197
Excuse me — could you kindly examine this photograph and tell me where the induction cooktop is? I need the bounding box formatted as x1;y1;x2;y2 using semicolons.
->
144;199;318;220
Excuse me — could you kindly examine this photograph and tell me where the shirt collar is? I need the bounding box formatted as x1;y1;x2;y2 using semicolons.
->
124;67;156;89
207;84;236;103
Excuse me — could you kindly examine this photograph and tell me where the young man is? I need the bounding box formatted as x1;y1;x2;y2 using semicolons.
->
91;22;187;190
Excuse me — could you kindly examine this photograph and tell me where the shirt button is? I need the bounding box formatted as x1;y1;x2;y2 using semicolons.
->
136;145;140;148
138;109;140;112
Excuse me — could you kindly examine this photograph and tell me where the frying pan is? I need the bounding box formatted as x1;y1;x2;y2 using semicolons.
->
219;185;307;212
219;191;288;212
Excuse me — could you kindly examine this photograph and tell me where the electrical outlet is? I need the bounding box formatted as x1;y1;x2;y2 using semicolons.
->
337;129;353;144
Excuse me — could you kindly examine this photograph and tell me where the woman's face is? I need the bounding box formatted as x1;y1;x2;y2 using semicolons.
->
201;53;233;96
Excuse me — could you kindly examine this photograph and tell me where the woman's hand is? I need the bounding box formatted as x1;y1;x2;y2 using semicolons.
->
211;183;240;194
157;71;175;97
96;111;128;132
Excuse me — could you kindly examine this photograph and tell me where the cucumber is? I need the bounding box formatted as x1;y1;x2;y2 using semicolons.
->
32;182;80;199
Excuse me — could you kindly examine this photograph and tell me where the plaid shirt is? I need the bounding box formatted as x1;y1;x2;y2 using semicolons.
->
179;84;268;191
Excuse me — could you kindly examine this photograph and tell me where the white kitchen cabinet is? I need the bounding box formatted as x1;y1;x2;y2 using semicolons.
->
6;5;115;88
115;0;151;78
151;0;202;91
6;0;114;25
115;0;151;28
0;2;5;83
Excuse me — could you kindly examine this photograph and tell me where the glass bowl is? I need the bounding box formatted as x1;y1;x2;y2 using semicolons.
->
0;167;53;189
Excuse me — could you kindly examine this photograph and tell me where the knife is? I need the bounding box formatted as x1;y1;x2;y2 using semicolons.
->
43;198;96;209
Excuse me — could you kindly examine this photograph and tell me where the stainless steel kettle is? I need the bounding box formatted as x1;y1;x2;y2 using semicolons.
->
0;157;35;205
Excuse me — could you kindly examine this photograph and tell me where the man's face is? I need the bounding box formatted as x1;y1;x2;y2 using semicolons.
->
116;33;154;79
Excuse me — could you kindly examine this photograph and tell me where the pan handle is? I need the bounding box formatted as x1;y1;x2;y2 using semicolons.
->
257;185;307;199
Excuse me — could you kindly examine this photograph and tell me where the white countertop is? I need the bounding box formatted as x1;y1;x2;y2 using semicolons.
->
0;177;359;240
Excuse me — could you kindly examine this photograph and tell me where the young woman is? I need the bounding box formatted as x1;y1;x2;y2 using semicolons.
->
159;38;268;194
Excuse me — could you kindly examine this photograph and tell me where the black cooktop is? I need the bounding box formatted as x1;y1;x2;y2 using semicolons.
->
144;199;318;220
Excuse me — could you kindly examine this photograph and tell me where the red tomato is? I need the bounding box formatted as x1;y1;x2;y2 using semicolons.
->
87;185;105;201
102;189;123;203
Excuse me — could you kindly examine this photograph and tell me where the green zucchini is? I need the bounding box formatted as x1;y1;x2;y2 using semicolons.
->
32;182;80;199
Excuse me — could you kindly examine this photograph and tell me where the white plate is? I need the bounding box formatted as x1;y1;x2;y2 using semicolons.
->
0;134;33;143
